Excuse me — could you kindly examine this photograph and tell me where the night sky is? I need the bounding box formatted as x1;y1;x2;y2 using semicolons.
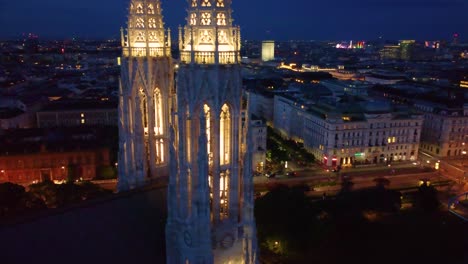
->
0;0;467;41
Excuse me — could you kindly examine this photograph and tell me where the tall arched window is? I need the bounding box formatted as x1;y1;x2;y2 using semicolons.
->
140;89;148;135
204;104;213;166
219;170;229;219
154;88;163;136
220;104;231;165
154;88;164;164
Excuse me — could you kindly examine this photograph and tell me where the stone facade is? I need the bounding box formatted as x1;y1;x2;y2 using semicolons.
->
118;1;257;263
118;0;174;190
166;0;257;263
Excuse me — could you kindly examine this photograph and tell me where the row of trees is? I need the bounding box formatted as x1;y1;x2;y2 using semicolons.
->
0;180;112;220
266;126;315;172
255;181;443;263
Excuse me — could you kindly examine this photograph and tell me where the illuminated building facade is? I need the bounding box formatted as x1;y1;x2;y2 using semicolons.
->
166;0;257;263
273;94;423;167
261;40;275;62
118;0;174;190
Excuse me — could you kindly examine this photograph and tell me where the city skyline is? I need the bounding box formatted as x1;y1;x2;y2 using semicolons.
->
0;0;467;41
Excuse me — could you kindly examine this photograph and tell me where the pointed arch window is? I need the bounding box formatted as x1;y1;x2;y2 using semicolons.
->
220;104;231;165
136;18;145;28
147;4;155;14
219;170;229;219
216;13;226;26
191;0;198;7
201;12;212;25
148;32;158;42
218;30;228;43
154;88;164;136
136;3;144;14
140;88;148;135
190;13;197;26
204;104;213;166
216;0;225;7
201;0;211;7
148;18;157;28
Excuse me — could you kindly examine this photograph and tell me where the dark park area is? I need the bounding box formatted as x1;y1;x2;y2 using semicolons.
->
255;183;468;264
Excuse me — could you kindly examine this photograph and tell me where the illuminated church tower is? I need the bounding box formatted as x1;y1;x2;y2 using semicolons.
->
166;0;257;263
118;0;174;190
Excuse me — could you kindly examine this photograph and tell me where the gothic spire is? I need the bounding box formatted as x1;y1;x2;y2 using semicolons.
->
122;0;171;57
180;0;240;64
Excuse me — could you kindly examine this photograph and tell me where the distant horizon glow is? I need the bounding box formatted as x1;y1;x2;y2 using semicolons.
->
0;0;467;41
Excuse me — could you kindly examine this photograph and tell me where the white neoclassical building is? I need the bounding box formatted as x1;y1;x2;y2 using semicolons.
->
165;0;257;263
118;0;174;190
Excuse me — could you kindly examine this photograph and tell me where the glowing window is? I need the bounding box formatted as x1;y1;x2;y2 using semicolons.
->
136;3;143;14
204;104;213;166
218;30;228;43
216;0;224;7
201;12;212;25
136;31;145;41
148;18;156;28
219;170;229;219
190;13;197;26
140;90;148;135
216;13;226;26
202;0;211;7
154;88;163;136
220;104;231;165
136;18;145;28
191;0;197;7
148;32;158;42
200;30;213;43
148;4;154;14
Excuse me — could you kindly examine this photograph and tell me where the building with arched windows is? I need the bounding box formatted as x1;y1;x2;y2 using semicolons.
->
118;0;174;190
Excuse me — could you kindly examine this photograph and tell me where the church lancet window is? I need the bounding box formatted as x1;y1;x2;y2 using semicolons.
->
148;32;158;42
216;13;226;26
191;0;197;7
136;3;144;14
204;104;213;166
201;0;211;7
220;104;231;165
139;88;148;135
219;170;229;219
218;30;228;43
190;13;197;26
154;88;163;136
216;0;225;7
148;18;157;28
136;18;145;28
147;4;154;14
201;12;212;25
154;88;164;164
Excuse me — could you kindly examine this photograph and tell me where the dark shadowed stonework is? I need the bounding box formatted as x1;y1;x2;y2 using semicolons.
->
0;187;167;264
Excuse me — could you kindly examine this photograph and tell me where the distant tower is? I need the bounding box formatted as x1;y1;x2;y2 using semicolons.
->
262;40;275;62
118;0;174;190
166;0;257;263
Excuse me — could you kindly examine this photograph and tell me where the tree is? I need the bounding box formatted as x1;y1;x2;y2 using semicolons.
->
414;181;439;212
0;182;46;218
255;184;314;259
